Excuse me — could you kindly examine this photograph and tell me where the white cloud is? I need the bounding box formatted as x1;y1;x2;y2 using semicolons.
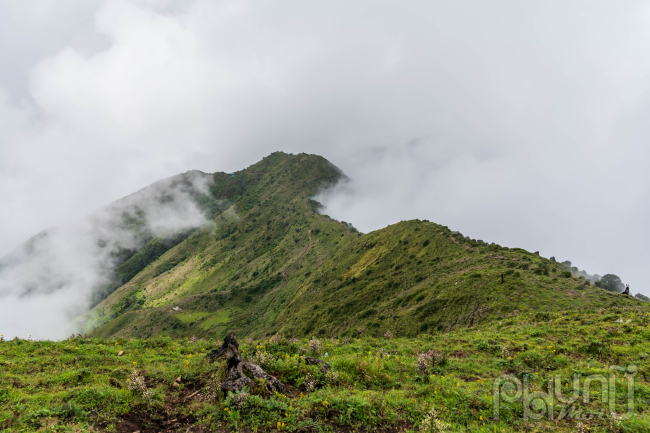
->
0;0;649;339
0;171;212;339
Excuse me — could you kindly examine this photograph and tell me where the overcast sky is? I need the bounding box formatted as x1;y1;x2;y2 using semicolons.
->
1;0;648;296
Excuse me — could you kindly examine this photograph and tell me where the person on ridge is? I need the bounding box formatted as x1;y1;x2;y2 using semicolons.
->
622;284;630;295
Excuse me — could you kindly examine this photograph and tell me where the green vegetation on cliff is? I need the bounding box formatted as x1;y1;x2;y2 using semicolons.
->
79;152;647;343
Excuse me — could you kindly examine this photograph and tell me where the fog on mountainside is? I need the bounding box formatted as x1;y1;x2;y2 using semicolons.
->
0;171;214;340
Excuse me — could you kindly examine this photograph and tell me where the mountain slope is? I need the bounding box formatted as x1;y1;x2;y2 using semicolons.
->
0;169;224;339
81;152;646;340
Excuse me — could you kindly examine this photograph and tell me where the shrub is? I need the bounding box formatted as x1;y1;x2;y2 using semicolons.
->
200;373;223;401
307;338;321;355
534;265;549;275
225;389;249;409
635;293;650;302
595;274;624;292
251;350;274;369
415;350;446;375
302;373;316;392
420;408;450;433
325;369;340;385
127;370;153;399
561;271;572;278
477;339;501;354
583;340;607;355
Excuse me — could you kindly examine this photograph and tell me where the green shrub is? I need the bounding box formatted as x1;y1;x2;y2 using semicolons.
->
358;308;376;319
635;293;650;302
477;339;500;353
583;340;607;355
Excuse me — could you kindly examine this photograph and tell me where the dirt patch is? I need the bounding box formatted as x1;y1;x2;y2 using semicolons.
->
95;376;206;433
451;350;469;359
98;408;199;433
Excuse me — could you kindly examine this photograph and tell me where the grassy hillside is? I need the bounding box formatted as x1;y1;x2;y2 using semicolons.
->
2;306;650;432
80;152;647;342
3;152;650;432
79;151;350;338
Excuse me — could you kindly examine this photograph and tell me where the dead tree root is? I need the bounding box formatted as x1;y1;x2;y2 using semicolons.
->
207;331;285;396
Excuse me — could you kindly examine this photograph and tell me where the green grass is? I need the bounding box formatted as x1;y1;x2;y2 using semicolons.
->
78;152;646;344
6;151;649;431
2;306;650;432
175;311;212;324
199;310;232;330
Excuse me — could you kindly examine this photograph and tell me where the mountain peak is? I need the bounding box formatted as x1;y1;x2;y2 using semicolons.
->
1;152;644;341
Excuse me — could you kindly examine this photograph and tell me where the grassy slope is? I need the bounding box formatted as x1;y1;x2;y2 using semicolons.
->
80;151;353;339
81;152;646;342
2;306;650;432
3;152;650;432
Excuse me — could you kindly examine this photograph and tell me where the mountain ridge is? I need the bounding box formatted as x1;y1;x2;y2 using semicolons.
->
74;152;645;341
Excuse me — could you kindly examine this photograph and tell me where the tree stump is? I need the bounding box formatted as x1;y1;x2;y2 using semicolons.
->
208;331;285;396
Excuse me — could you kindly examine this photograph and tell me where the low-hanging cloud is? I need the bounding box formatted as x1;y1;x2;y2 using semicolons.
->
0;171;213;339
0;0;649;338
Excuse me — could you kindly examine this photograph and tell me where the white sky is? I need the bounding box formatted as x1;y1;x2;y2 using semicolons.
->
1;0;649;297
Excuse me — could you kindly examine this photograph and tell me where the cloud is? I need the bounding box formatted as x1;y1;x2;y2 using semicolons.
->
0;0;649;338
0;171;212;339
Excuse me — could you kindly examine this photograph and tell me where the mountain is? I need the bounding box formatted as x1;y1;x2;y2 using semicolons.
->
2;152;649;433
0;169;218;338
71;152;644;340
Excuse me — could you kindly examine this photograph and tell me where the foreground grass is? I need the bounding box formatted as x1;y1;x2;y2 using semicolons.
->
2;306;650;432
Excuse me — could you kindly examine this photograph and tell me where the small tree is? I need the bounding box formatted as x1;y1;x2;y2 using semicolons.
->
635;293;650;302
595;274;624;293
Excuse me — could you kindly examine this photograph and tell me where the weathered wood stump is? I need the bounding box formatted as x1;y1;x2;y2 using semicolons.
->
208;331;285;396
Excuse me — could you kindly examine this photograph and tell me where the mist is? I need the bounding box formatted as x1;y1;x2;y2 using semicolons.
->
1;0;649;338
0;171;212;339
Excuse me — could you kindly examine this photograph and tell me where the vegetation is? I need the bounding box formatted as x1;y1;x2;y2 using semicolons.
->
636;294;650;303
596;275;625;293
78;153;645;342
2;151;649;432
2;305;650;432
